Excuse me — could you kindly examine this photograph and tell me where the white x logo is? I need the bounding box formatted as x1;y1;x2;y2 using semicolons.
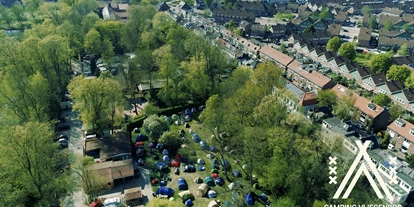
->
329;166;337;175
390;157;398;165
329;176;337;184
329;156;337;165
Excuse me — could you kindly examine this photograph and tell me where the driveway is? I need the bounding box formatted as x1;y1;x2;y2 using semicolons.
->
340;26;360;42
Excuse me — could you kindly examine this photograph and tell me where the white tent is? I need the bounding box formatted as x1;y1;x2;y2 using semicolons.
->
197;158;205;165
228;182;236;190
163;155;170;162
197;183;208;197
208;200;220;207
208;190;217;198
189;129;193;134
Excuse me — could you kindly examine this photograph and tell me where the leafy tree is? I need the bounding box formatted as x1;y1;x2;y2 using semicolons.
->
68;76;124;135
132;49;156;91
317;90;337;108
384;20;393;30
406;74;414;88
11;4;26;26
146;198;184;207
142;103;160;116
0;6;15;29
319;8;331;20
338;42;356;60
368;16;377;29
373;93;391;107
274;12;294;22
304;24;316;33
142;115;169;140
274;197;298;207
327;36;341;52
181;57;210;102
386;65;411;83
279;44;287;54
380;132;391;149
397;43;410;56
362;5;371;15
389;104;405;121
406;154;414;169
0;122;72;206
94;20;123;53
159;131;183;151
369;54;392;74
84;28;102;55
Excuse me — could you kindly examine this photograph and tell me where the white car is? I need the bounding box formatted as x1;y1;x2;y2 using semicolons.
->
99;67;107;72
84;134;97;141
103;197;121;207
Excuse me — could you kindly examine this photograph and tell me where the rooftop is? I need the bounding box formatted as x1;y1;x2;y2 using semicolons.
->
388;118;414;143
259;45;294;66
84;132;132;161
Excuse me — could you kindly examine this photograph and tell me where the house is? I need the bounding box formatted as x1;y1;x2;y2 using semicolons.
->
259;45;294;68
237;1;276;17
88;159;134;188
298;92;318;112
268;24;287;39
84;133;132;162
376;80;404;96
378;36;414;53
178;1;191;11
157;2;170;11
378;29;412;40
391;88;414;112
212;8;255;24
249;24;267;38
327;24;341;36
338;61;360;78
362;14;374;28
333;11;348;25
313;19;328;32
291;18;313;31
286;3;298;13
382;7;404;17
378;14;405;30
358;27;374;48
350;66;373;84
361;73;386;91
392;56;414;67
291;32;331;46
328;56;349;71
194;0;205;10
387;118;414;155
286;60;335;93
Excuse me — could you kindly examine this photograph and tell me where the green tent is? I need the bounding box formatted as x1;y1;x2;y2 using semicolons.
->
178;190;194;201
211;169;218;174
205;177;215;186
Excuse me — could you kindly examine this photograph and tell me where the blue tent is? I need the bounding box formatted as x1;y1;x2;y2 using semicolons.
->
177;178;188;190
159;181;167;186
245;193;255;205
198;166;205;171
233;170;241;177
200;141;208;150
185;199;193;206
222;160;231;169
162;149;169;155
134;134;149;142
156;186;174;197
192;134;200;142
215;177;225;186
156;161;168;171
258;193;269;204
183;165;196;172
185;109;191;115
210;146;217;152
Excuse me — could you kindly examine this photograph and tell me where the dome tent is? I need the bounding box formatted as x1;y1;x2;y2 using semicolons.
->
245;193;255;205
172;114;179;120
162;149;169;155
194;177;203;184
192;134;200;142
205;177;215;186
211;173;219;179
174;167;180;175
171;160;180;167
191;108;197;113
177;178;188;190
185;199;193;206
156;161;168;171
200;141;208;150
210;146;217;152
198;166;205;171
185;109;191;115
178;190;194;201
233;170;241;177
165;116;172;123
133;128;140;133
197;158;205;165
208;200;220;207
215;177;225;186
175;120;181;125
208;190;217;198
183;165;196;173
197;183;208;197
134;134;149;142
163;155;169;162
155;186;174;197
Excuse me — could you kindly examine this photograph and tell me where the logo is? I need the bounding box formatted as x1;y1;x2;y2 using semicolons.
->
330;140;395;201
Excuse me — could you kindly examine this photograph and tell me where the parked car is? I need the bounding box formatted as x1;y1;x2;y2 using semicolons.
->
55;134;68;142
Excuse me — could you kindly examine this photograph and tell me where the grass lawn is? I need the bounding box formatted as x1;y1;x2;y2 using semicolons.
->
355;53;371;66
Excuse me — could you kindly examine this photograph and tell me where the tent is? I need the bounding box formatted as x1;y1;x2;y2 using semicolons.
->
148;142;155;148
156;143;163;149
155;186;174;197
183;165;196;173
177;178;188;190
215;177;225;186
198;166;205;171
171;160;180;167
163;155;169;162
211;169;218;174
189;129;194;134
165;116;172;123
191;108;197;113
172;114;179;120
205;177;215;186
208;190;217;198
192;134;200;142
198;105;205;111
211;173;219;179
233;170;241;177
133;128;140;133
197;158;205;165
156;162;168;171
180;129;186;135
194;177;203;184
185;109;191;115
137;159;144;165
185;115;191;121
160;181;167;186
134;134;149;142
185;199;193;206
258;193;269;204
222;160;230;169
212;159;219;164
208;200;220;207
210;146;217;152
245;193;255;205
162;149;169;155
200;141;208;150
178;190;194;201
228;182;236;190
174;167;180;175
175;120;181;125
197;183;208;197
135;142;144;147
206;154;214;159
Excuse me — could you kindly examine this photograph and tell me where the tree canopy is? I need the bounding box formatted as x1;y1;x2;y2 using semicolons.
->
373;93;392;107
338;42;356;60
386;65;411;83
369;54;392;74
326;36;341;52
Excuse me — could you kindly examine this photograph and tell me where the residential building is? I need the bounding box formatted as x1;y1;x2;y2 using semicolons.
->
157;2;170;11
194;0;205;10
376;80;404;96
313;19;328;32
212;8;255;24
88;159;135;188
391;88;414;112
259;45;294;68
84;133;132;162
378;29;412;40
378;14;405;30
333;11;348;25
268;24;287;39
298;92;318;113
237;1;276;17
358;27;374;48
291;32;331;46
362;14;374;28
388;118;414;155
327;24;341;37
378;36;414;53
250;24;267;38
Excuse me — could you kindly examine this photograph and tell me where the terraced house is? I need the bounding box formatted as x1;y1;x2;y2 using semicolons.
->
387;118;414;156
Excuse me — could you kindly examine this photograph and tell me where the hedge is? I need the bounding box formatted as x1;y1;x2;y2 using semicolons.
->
126;103;202;132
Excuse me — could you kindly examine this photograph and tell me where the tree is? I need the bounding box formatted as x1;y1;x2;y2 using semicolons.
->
146;198;184;207
132;49;156;91
326;36;341;52
319;8;331;20
304;24;316;33
68;76;124;135
373;93;392;107
389;104;405;121
159;131;183;152
0;122;72;206
11;4;26;26
397;43;410;56
142;103;160;116
386;65;411;83
142;115;169;140
317;90;337;108
369;54;392;74
279;44;287;54
406;154;414;169
0;6;15;29
84;28;102;56
362;5;371;15
368;16;377;30
384;20;393;31
338;42;356;60
274;197;298;207
406;74;414;88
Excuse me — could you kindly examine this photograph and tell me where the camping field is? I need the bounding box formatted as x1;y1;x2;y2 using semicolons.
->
131;112;272;206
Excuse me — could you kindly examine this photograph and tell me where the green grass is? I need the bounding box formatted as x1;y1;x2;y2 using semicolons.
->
355;53;371;66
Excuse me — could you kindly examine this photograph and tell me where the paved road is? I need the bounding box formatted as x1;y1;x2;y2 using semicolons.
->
61;110;87;207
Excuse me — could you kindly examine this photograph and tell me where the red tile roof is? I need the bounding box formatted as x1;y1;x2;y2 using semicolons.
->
388;118;414;142
299;92;318;106
259;45;294;66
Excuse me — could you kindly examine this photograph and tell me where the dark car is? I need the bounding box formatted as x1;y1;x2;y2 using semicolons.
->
54;134;68;142
58;138;68;148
